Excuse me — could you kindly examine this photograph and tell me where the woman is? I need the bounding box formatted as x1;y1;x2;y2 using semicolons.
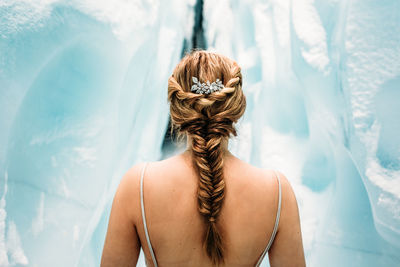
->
101;51;305;266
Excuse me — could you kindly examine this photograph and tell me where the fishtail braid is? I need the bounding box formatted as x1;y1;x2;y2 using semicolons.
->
167;51;246;266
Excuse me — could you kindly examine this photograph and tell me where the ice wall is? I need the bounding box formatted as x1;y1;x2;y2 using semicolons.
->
0;0;399;266
203;0;400;266
0;0;194;266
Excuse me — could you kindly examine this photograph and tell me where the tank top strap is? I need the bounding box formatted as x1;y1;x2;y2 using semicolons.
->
255;170;282;266
139;162;158;267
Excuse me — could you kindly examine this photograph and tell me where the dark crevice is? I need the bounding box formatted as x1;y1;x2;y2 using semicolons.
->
161;0;207;159
192;0;207;50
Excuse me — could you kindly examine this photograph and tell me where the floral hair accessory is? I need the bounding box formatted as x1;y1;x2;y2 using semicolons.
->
191;77;224;94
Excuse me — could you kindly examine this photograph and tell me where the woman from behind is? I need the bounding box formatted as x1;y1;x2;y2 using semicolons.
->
101;50;306;266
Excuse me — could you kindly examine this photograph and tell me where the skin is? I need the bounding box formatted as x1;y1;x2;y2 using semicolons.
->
101;146;305;267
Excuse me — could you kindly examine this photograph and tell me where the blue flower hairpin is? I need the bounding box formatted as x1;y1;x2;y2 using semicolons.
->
191;77;224;94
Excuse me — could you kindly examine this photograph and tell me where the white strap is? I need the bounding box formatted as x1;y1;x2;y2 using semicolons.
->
140;163;158;267
255;171;282;266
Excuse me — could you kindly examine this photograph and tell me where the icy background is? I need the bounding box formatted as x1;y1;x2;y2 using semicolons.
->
0;0;399;266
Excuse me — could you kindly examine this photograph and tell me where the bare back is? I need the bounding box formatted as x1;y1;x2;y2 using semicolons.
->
132;152;302;266
101;151;305;266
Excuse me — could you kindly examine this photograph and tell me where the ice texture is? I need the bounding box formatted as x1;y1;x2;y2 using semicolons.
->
0;0;399;266
0;0;194;266
204;0;400;266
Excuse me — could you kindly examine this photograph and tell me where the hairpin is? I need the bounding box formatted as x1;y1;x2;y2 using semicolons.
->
191;77;224;95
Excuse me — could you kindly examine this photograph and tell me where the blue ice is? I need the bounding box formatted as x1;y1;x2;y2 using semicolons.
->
0;0;399;266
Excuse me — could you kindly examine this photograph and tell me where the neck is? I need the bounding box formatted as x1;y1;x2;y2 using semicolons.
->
185;135;230;156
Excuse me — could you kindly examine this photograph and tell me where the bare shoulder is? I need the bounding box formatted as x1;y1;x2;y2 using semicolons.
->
259;170;299;218
228;157;299;209
274;171;299;216
268;171;305;266
112;163;148;223
224;157;278;200
258;168;297;203
120;154;189;194
147;154;189;175
227;156;283;188
259;170;301;229
120;156;182;188
120;162;147;192
271;171;296;198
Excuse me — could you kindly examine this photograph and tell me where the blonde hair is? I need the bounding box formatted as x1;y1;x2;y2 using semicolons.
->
167;50;246;265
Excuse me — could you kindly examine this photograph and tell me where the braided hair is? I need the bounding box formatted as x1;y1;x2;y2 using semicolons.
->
167;51;246;265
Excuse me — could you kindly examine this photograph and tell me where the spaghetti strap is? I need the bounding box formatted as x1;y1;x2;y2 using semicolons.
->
139;165;281;266
255;170;282;266
140;162;158;267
